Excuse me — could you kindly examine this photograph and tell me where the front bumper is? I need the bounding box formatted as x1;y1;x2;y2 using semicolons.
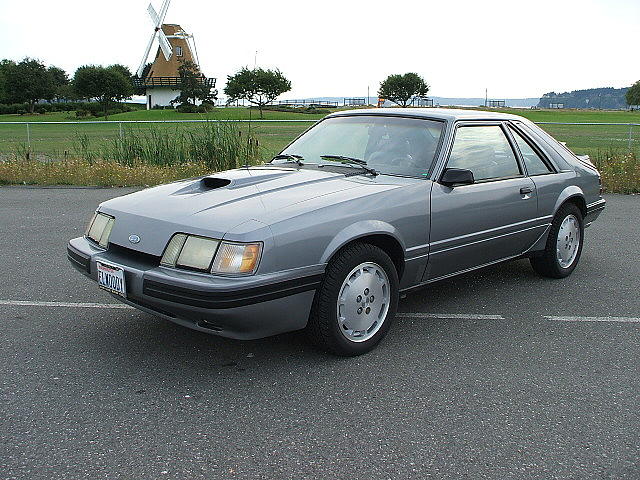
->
67;237;323;340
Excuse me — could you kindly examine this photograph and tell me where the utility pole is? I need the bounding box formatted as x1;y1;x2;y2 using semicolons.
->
367;86;370;106
254;50;258;68
485;88;488;107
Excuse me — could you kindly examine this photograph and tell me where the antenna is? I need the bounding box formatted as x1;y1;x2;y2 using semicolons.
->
137;0;173;77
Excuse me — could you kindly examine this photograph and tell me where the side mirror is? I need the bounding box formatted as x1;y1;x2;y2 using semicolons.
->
440;168;474;187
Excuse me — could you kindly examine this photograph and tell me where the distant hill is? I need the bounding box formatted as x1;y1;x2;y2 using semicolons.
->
537;87;629;110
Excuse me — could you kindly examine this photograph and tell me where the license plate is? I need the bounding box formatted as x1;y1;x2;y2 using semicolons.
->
97;261;127;297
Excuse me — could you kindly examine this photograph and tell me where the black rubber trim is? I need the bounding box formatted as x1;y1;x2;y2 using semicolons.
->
67;246;90;273
143;274;323;309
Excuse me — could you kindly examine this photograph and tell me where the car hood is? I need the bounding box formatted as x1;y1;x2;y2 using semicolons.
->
99;166;370;256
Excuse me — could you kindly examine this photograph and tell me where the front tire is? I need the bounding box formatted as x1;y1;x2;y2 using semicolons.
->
530;203;584;278
306;242;399;356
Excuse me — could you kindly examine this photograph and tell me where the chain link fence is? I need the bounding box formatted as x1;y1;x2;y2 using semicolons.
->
0;119;638;162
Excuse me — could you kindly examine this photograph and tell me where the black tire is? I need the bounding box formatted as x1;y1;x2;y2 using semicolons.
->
306;242;399;356
530;203;584;279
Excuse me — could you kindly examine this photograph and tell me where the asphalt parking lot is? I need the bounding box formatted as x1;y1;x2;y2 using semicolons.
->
1;187;639;479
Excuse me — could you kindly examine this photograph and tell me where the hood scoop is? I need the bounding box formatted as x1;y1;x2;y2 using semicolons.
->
202;177;232;189
171;177;232;195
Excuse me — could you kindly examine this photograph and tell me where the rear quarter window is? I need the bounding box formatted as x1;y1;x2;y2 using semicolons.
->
514;121;573;170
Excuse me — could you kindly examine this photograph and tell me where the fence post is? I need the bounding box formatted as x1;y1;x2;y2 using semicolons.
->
119;122;123;140
26;123;31;159
629;124;633;152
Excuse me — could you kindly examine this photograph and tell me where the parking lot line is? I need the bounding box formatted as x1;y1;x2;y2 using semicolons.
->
1;301;638;325
544;315;640;323
397;312;505;320
0;300;133;309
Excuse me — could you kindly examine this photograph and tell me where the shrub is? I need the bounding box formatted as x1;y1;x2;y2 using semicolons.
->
176;103;198;113
593;149;640;194
259;105;330;115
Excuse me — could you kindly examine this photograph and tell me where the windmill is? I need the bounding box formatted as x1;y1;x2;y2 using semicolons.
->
133;0;216;109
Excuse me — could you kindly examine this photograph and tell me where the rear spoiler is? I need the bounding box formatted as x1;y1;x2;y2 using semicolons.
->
576;154;595;168
558;141;596;169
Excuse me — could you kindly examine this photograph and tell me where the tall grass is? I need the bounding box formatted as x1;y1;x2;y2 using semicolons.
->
0;158;215;187
0;121;262;187
98;122;259;170
592;149;640;194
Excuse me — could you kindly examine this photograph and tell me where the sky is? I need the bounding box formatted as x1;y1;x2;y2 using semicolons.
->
0;0;638;100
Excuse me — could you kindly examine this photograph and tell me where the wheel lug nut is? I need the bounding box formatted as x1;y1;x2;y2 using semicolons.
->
370;296;374;302
364;288;369;295
365;307;371;314
356;295;362;302
357;307;363;314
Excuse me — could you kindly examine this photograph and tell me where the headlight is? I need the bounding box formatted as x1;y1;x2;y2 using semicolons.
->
86;212;114;248
160;234;262;275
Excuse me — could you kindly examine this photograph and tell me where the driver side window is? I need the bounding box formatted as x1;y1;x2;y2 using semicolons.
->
447;125;521;182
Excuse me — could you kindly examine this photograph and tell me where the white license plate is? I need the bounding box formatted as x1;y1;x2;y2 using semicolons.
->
97;261;127;297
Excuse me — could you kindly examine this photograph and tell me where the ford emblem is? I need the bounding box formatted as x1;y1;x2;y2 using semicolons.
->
128;234;141;244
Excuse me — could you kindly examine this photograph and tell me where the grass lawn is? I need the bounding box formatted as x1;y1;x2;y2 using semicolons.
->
0;107;331;123
0;106;638;161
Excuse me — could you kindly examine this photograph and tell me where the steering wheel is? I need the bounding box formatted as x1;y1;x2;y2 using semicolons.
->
388;154;421;170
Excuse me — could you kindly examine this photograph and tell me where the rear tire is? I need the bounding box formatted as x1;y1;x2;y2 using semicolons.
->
530;203;584;279
306;242;399;356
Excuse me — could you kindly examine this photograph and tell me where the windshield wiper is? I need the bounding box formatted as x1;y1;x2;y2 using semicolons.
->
319;155;378;176
271;154;304;166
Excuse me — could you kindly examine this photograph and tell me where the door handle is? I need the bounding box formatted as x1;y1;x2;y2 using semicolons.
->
520;187;533;195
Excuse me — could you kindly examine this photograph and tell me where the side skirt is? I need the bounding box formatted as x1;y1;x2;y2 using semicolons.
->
400;253;524;295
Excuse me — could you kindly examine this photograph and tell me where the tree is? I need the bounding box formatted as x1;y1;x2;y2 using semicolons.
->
170;60;217;107
108;64;133;81
73;65;133;118
47;66;69;101
0;60;15;104
133;63;152;96
626;81;640;108
224;67;291;118
4;58;56;112
378;73;429;108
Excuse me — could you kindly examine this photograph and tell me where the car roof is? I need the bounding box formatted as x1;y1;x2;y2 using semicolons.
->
327;107;524;122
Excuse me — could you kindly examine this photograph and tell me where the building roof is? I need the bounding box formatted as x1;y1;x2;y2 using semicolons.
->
147;24;196;79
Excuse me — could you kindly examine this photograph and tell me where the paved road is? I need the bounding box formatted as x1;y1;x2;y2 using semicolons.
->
1;187;639;480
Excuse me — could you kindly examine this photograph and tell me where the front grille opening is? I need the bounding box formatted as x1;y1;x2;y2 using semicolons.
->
108;243;161;265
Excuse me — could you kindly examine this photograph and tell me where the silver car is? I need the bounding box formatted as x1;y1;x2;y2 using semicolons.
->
67;108;605;355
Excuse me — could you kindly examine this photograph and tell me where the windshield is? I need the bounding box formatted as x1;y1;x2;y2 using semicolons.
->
279;115;444;177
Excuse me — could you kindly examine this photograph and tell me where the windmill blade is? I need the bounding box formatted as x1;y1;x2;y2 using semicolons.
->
137;30;158;77
147;3;160;27
189;34;200;67
158;30;173;61
158;0;171;24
